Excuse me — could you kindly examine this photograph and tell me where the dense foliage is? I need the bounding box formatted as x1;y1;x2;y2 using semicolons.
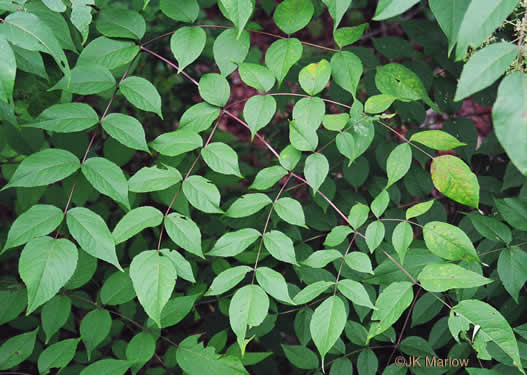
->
1;0;527;374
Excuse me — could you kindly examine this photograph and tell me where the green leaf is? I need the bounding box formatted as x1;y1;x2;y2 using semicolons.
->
213;29;250;76
208;228;261;257
0;36;15;103
410;130;466;150
229;285;269;353
348;203;369;229
364;94;395;114
344;252;373;274
334;24;367;48
82;157;130;210
0;328;38;370
42;296;71;343
161;249;196;283
0;12;70;79
2;204;63;253
368;281;413;341
392;221;413;264
282;345;319;369
112;206;163;244
120;76;163;119
429;0;470;55
243;95;277;139
455;42;517;101
183;175;223;214
77;36;139;70
329;357;354;374
376;63;439;112
373;0;420;20
323;113;349;131
67;207;123;270
310;295;347;367
226;193;272;218
249;166;288;190
165;213;203;257
324;226;353;247
128;165;182;193
305;153;329;194
299;59;331;96
336;132;356;165
322;0;352;31
202;142;243;177
492;72;527;175
205;265;252;296
96;7;145;39
265;38;303;86
423;221;480;262
79;359;131;375
293;97;325;131
25;103;99;133
365;221;385;253
171;26;206;73
431;155;479;208
219;0;254;38
255;266;294;303
12;46;48;80
176;335;248;375
238;63;276;92
19;237;77;314
451;300;523;373
280;145;302;171
418;263;493;292
199;73;231;107
0;287;26;326
38;338;79;374
386;143;412;188
337;279;376;309
330;51;363;97
371;189;390;218
130;250;177;327
126;332;156;368
160;0;199;23
100;269;136;305
302;250;342;268
495;198;527;231
150;129;203;157
274;197;307;227
273;0;314;35
455;0;518;60
498;246;527;303
290;121;317;151
2;148;80;190
349;118;374;159
293;281;334;304
70;0;94;45
51;64;115;95
80;309;111;360
263;230;298;264
101;113;149;153
179;102;221;133
406;200;434;220
467;213;512;244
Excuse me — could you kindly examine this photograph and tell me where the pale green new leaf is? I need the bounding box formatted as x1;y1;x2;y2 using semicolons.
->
165;213;203;257
19;237;77;314
101;113;149;153
67;207;122;270
205;265;253;296
112;206;163;244
364;94;395;114
323;113;349;131
208;228;261;257
2;204;63;253
82;157;130;210
418;263;493;292
410;130;466;150
183;175;223;214
2;149;80;190
423;221;480;262
310;295;347;367
130;250;177;327
406;200;434;220
431;155;479;208
202;142;243;177
225;193;272;218
171;26;206;73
